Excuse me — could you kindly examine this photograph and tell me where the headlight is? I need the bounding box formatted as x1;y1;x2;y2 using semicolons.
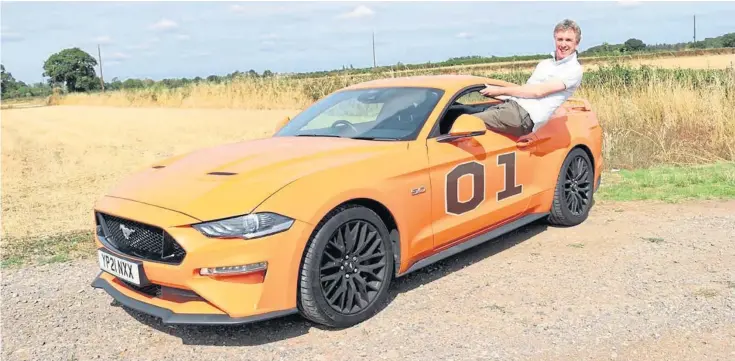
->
192;212;294;239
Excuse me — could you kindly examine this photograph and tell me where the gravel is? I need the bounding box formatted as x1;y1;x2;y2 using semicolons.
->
3;200;734;361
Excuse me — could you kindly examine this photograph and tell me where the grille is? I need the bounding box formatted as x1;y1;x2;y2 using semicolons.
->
123;281;161;297
96;212;186;264
121;281;203;301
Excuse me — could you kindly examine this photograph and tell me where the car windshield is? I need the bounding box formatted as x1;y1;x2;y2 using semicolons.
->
274;87;444;140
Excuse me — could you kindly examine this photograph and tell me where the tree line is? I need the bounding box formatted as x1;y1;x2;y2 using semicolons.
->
581;32;735;56
2;32;734;100
1;48;277;100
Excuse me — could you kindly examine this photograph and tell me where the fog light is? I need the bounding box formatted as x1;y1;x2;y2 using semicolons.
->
199;261;267;276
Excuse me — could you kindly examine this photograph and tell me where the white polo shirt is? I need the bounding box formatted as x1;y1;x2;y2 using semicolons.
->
510;51;583;131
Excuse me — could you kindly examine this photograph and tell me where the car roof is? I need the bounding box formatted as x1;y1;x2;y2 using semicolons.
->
342;74;518;94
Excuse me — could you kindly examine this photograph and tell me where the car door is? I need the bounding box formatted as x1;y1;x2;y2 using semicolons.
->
425;87;539;251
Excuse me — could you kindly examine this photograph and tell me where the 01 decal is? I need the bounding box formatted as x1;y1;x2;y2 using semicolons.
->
496;152;523;201
444;152;524;215
445;161;485;215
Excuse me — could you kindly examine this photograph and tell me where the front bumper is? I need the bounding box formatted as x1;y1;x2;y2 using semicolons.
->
91;273;297;324
91;196;313;324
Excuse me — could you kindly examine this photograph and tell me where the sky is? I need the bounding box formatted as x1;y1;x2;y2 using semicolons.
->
1;1;734;84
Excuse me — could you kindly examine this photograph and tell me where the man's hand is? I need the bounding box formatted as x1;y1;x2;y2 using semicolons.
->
480;84;505;97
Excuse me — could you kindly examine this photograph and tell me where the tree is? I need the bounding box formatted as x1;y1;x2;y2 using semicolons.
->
42;47;100;92
722;33;735;48
624;38;646;52
1;64;18;97
121;78;144;89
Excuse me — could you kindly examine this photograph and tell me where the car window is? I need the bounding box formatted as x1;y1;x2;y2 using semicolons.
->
302;98;383;130
455;90;489;105
276;87;444;140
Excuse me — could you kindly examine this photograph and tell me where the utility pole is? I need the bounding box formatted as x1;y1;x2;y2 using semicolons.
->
372;31;376;68
98;44;105;91
693;15;696;42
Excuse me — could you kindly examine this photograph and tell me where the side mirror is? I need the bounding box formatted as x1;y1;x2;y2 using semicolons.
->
437;114;486;143
274;116;290;133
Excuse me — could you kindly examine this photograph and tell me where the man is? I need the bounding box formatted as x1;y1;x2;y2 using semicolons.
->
475;19;584;137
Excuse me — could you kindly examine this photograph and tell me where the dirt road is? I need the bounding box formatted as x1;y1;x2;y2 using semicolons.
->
2;200;734;361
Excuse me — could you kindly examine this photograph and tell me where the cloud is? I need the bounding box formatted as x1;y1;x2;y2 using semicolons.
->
127;43;151;50
126;37;160;50
149;18;178;31
456;32;473;39
261;33;279;40
1;31;24;43
617;0;640;7
125;43;151;50
181;52;210;59
229;3;298;18
107;52;131;61
230;4;247;13
127;43;150;50
338;5;374;19
175;34;190;41
94;35;113;45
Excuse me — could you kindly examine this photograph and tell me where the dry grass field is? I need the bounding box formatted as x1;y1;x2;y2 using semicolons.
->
56;67;735;169
621;53;734;70
1;106;298;244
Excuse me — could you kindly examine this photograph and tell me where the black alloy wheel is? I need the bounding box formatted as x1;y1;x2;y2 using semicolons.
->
564;155;593;216
319;220;387;315
548;148;595;226
298;204;394;328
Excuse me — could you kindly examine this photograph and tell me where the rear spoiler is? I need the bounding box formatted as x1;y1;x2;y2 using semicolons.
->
565;98;591;111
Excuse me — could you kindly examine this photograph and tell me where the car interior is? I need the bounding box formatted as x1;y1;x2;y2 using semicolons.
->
436;87;501;135
328;89;443;139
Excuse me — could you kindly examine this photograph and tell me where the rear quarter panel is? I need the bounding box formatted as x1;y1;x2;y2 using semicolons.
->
525;101;603;213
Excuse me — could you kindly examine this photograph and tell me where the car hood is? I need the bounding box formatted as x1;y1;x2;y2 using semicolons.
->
104;136;405;222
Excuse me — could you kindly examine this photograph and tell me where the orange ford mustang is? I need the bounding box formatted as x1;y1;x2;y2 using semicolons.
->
91;75;602;328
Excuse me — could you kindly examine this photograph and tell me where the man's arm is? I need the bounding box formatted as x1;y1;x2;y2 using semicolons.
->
480;80;566;99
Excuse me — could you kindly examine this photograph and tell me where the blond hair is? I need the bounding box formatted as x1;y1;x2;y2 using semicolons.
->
554;19;581;44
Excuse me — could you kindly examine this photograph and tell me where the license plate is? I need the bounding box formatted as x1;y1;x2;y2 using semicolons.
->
98;249;144;286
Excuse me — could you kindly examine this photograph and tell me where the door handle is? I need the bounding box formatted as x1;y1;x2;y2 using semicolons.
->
516;138;535;148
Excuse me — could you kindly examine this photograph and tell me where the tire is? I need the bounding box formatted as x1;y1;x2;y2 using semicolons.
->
548;148;595;226
297;204;394;328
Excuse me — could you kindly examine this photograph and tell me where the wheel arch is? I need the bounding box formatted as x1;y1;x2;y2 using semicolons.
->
572;143;594;173
569;143;598;192
299;197;402;281
545;142;596;194
330;198;401;277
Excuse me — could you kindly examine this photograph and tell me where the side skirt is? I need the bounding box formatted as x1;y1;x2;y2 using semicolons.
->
397;212;549;277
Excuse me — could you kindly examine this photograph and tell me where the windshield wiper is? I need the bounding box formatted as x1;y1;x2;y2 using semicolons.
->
295;134;398;141
295;134;341;137
352;136;400;141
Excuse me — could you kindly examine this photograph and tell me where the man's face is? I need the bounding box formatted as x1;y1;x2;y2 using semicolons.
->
554;29;579;60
